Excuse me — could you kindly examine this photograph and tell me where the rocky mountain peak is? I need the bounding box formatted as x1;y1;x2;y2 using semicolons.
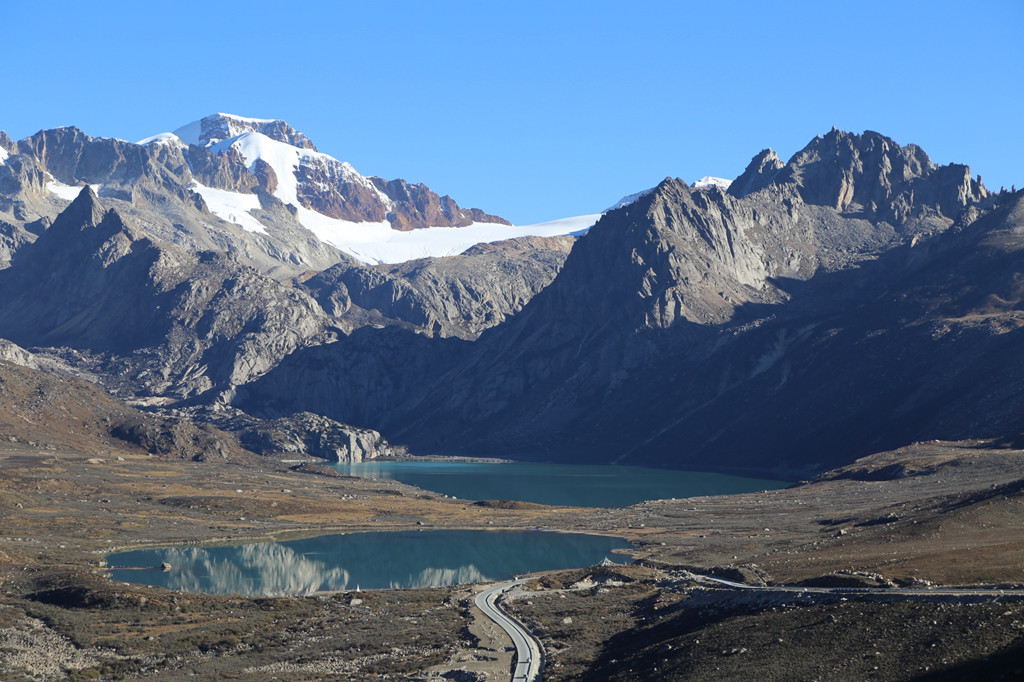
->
52;185;108;232
0;130;13;155
173;113;318;151
772;128;988;220
728;148;784;198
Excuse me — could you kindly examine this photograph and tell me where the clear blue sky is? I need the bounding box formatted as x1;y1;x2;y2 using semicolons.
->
2;1;1021;224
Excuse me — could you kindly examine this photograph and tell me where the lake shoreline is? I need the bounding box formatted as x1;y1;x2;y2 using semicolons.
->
333;459;790;508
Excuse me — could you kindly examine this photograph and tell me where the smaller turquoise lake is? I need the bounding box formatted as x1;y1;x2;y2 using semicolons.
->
107;530;631;595
331;460;788;507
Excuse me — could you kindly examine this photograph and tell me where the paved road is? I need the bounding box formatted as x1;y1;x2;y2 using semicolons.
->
696;574;1024;599
475;579;543;682
470;570;1024;682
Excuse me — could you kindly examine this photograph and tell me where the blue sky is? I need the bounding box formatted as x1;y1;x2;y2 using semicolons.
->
2;1;1020;224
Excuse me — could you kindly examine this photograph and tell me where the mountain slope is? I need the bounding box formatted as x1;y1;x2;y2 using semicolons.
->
239;129;1017;476
0;188;331;400
0;342;244;461
302;242;573;339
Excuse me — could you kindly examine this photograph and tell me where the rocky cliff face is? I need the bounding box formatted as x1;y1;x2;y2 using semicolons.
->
728;148;784;198
174;113;318;150
774;128;988;223
0;339;39;369
370;177;511;230
303;244;570;338
224;410;391;462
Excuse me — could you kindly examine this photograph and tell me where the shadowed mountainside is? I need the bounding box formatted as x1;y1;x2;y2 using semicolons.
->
240;130;1018;477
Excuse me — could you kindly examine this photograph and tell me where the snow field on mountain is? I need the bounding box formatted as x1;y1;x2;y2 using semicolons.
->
189;179;598;263
692;176;732;191
0;146;8;164
298;208;600;264
139;114;602;263
46;180;103;201
188;182;268;234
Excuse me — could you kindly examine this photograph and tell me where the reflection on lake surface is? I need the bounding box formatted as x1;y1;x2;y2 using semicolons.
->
333;460;789;507
107;530;632;596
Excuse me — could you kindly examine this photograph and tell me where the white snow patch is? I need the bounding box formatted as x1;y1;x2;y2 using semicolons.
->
297;208;600;264
137;132;184;147
171;119;204;146
607;188;655;211
189;181;267;234
215;132;305;205
46;180;102;201
692;176;732;192
191;173;598;263
0;146;8;165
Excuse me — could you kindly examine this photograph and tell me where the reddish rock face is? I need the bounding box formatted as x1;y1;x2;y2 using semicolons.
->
293;155;388;222
252;158;278;195
371;177;510;231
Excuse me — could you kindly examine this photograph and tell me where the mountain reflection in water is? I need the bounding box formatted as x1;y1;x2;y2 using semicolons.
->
158;543;351;595
107;530;631;596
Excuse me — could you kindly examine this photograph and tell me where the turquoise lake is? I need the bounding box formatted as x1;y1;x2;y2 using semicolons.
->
107;530;632;595
331;460;789;507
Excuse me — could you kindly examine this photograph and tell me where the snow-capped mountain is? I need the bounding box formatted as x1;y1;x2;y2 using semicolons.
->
0;113;601;270
139;113;599;264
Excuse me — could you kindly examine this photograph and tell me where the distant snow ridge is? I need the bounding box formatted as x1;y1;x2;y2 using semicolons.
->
608;177;733;212
46;177;102;201
606;188;655;211
172;113;316;150
136;132;185;147
691;176;732;192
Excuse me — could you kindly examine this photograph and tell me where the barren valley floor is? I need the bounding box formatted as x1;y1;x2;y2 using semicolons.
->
1;440;1023;680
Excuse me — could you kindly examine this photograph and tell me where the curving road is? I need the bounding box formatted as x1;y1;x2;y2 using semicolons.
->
475;579;543;682
694;573;1024;599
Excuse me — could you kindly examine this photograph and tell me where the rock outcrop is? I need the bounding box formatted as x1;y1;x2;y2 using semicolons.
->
174;113;318;150
370;177;510;230
773;128;988;222
228;411;391;462
728;148;784;198
0;339;39;369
